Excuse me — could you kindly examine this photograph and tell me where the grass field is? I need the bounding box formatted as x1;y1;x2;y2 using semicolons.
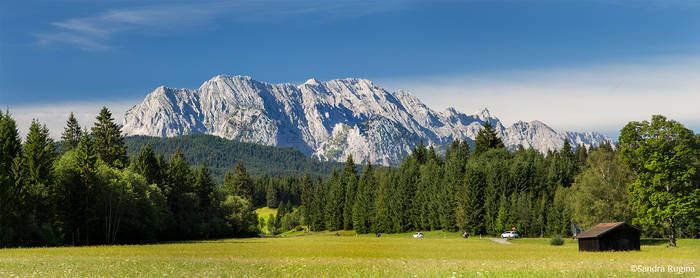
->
1;231;698;277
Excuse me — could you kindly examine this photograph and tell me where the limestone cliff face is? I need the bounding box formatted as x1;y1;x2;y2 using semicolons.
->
122;75;611;165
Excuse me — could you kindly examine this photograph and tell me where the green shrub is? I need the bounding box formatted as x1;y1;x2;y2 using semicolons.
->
550;236;564;246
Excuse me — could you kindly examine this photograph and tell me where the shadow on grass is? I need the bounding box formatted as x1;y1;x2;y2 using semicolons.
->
640;238;668;246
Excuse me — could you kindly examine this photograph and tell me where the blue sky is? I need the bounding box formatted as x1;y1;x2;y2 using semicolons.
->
2;0;699;138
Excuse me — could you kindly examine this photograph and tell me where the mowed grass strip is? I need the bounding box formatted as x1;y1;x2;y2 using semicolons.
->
1;231;698;277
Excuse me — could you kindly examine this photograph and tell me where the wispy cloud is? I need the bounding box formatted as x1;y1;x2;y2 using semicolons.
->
36;0;411;51
377;55;700;138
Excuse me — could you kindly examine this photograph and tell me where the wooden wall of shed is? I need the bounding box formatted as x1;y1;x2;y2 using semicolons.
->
578;238;600;251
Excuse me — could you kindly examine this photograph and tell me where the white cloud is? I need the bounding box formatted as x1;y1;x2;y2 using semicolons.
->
36;0;412;51
377;56;700;137
8;100;136;140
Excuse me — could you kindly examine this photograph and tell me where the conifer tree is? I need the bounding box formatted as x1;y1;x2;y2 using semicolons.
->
61;112;82;150
352;162;375;233
341;155;357;230
456;161;485;235
473;122;505;156
92;107;126;168
22;120;56;221
300;172;314;227
135;143;161;185
195;163;215;230
72;131;98;245
0;110;22;223
223;162;253;199
325;170;344;230
373;170;393;233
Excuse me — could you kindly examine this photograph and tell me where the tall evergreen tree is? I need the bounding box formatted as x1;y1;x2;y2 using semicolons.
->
73;131;97;245
325;170;344;230
352;162;375;233
61;112;82;150
223;162;253;200
473;122;505;156
373;170;394;233
91;107;126;168
21;120;56;223
0;110;22;224
456;161;486;235
341;155;357;230
195;163;215;237
135;143;161;185
300;172;314;227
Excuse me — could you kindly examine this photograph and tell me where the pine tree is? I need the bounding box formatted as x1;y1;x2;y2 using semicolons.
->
341;155;357;230
223;162;253;199
473;122;505;156
266;184;279;208
135;143;161;185
92;107;126;168
61;112;82;150
456;161;485;235
73;131;97;245
325;170;344;230
373;170;393;233
22;120;56;222
352;162;375;233
300;172;314;228
195;163;215;229
0;110;22;224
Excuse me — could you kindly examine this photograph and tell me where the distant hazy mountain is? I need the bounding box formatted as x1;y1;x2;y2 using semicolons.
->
122;75;611;165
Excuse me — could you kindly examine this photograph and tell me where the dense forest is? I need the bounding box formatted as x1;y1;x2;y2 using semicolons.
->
124;135;342;183
1;107;698;248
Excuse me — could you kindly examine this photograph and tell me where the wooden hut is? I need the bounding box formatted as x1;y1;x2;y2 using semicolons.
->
576;222;641;251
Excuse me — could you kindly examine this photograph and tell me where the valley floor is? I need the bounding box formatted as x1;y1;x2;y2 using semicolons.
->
0;231;698;277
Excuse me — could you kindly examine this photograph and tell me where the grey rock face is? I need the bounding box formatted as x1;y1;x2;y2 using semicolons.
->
122;75;611;165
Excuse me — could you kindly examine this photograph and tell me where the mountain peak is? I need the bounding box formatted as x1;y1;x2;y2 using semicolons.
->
123;75;611;165
303;78;321;86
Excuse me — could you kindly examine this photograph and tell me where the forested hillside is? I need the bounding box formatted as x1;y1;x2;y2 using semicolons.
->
124;135;342;183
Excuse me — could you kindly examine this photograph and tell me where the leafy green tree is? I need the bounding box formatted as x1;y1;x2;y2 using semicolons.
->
220;195;258;236
91;107;126;168
618;115;699;246
566;149;634;230
473;122;505;156
61;112;82;151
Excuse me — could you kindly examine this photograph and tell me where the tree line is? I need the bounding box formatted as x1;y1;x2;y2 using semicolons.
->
0;108;258;247
1;106;697;248
290;120;698;246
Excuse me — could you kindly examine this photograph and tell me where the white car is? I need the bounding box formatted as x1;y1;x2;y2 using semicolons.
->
413;232;424;238
501;231;519;239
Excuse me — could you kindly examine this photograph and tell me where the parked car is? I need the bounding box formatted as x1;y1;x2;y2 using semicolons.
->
413;232;424;238
501;231;519;239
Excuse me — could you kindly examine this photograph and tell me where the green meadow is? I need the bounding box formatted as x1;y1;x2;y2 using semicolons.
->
1;232;698;277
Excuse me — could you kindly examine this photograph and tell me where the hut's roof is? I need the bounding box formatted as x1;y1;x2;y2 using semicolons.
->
576;222;640;239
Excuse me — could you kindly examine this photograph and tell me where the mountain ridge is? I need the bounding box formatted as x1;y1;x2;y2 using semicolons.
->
122;75;612;165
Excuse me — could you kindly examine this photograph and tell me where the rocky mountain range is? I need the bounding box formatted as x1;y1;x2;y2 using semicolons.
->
121;75;611;165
